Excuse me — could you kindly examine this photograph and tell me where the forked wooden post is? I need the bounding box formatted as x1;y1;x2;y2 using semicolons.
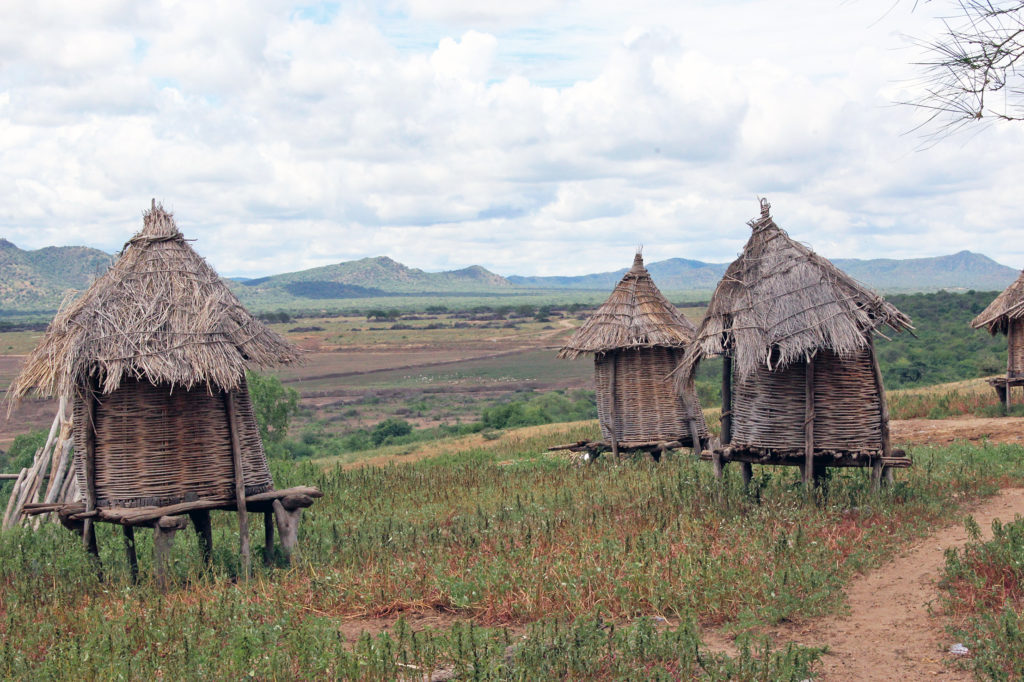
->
803;357;815;489
153;515;188;591
607;353;619;459
224;390;251;579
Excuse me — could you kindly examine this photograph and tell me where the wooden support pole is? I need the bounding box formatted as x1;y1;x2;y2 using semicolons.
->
712;451;724;480
263;511;275;566
741;462;753;488
721;355;733;445
189;510;213;565
82;385;101;572
607;353;619;459
803;357;815;490
867;334;894;491
688;419;702;458
153;515;188;591
123;526;138;584
884;466;894;486
224;390;251;580
272;494;313;564
871;458;883;492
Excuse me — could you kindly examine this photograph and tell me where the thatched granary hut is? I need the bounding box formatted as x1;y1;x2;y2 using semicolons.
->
9;201;319;582
674;199;913;487
558;252;708;457
970;268;1024;409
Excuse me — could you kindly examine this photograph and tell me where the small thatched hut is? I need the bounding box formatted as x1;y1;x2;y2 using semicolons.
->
970;268;1024;409
9;201;318;581
558;252;708;457
674;199;913;487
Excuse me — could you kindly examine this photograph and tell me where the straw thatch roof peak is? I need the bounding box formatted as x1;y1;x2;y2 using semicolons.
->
557;252;696;359
674;199;912;385
970;269;1024;334
9;201;299;402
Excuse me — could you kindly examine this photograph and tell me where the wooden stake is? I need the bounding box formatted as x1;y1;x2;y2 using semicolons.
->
153;515;188;591
803;357;815;489
741;462;752;488
712;451;723;480
189;510;213;565
123;526;138;584
263;511;275;566
688;419;702;457
224;390;251;580
871;458;883;492
83;384;100;564
607;353;619;459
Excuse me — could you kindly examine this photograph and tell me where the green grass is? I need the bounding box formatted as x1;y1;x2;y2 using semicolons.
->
939;516;1024;680
1;436;1024;678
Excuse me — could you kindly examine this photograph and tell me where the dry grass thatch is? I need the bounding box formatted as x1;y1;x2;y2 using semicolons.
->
675;199;912;388
557;253;696;359
970;269;1024;334
9;201;299;402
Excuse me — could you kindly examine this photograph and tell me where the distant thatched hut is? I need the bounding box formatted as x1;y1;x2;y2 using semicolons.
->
674;200;913;487
9;202;318;581
970;269;1024;409
558;253;708;457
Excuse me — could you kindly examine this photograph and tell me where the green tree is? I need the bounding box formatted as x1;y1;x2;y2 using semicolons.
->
371;418;413;445
246;371;300;445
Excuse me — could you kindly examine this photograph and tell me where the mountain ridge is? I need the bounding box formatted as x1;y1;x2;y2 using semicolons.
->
0;237;1018;312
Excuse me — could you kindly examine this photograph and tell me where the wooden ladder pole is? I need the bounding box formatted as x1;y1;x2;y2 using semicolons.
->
224;390;251;580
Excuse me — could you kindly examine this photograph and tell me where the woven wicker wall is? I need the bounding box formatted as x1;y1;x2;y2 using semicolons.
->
731;347;883;452
73;378;274;508
594;347;708;447
1010;319;1024;378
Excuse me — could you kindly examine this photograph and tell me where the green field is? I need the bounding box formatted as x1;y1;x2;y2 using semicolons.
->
1;425;1022;678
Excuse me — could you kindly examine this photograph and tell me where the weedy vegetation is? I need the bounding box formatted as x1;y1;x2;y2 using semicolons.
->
1;431;1022;679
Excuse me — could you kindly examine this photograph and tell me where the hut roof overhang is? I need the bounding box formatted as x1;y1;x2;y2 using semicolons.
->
9;202;299;401
557;252;696;360
970;269;1024;334
675;199;912;388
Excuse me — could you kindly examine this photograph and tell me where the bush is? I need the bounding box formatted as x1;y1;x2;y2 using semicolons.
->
371;418;413;446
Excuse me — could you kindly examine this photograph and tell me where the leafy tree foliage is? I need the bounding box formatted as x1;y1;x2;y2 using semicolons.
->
246;371;300;447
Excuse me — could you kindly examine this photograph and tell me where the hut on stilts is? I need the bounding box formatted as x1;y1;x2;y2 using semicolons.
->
7;201;320;585
555;252;708;459
971;269;1024;411
673;199;913;489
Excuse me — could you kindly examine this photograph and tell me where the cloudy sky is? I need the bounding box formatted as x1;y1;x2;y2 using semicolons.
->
1;0;1021;277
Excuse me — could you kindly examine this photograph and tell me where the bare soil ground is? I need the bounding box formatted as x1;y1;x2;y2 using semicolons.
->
893;415;1024;446
703;488;1024;681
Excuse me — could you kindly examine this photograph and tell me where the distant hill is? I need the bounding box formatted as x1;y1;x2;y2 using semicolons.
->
0;238;113;310
0;237;1018;313
508;251;1019;293
239;256;511;295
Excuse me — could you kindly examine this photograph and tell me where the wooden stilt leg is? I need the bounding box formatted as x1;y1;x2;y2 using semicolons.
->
804;358;815;491
741;462;752;489
712;451;723;480
688;419;702;458
123;526;138;584
884;466;894;486
263;511;275;566
153;515;188;591
224;391;251;580
189;510;213;565
871;459;883;493
272;494;314;565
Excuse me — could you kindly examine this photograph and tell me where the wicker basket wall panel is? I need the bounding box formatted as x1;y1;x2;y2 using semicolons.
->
1010;319;1024;378
73;378;273;508
732;348;883;452
594;347;708;447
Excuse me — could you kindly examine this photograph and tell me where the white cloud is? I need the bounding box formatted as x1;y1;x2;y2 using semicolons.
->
0;0;1022;280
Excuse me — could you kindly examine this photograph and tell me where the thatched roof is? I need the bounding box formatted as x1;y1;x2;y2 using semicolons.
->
675;199;912;386
558;252;696;359
970;269;1024;334
10;201;299;401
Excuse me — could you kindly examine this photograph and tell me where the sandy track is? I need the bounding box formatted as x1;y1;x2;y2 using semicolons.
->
704;488;1024;680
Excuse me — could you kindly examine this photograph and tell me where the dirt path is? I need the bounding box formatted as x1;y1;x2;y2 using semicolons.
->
704;488;1024;680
